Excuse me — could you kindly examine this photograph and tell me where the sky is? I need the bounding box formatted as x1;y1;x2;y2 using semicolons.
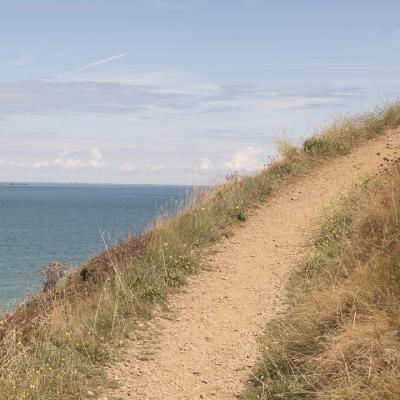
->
1;0;400;184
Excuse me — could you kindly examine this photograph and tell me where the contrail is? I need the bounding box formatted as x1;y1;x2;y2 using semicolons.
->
54;52;128;79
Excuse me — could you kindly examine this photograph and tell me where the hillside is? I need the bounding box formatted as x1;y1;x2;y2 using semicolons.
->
244;143;400;400
1;103;400;399
104;123;400;399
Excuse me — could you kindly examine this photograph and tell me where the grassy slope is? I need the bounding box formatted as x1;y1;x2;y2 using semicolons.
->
1;103;400;399
243;143;400;399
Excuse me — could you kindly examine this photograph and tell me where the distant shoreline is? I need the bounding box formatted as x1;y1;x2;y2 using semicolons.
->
0;181;196;188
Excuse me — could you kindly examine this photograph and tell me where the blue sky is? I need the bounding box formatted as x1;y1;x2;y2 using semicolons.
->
1;0;400;184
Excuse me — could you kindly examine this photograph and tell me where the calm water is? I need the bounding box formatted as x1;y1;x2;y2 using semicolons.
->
0;184;187;309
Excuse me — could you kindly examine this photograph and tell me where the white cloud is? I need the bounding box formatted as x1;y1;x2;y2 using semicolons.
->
199;158;212;171
121;161;136;172
88;148;104;168
53;149;104;170
55;151;85;170
0;160;48;169
33;160;50;169
1;150;103;172
221;146;264;171
5;161;28;168
151;164;166;171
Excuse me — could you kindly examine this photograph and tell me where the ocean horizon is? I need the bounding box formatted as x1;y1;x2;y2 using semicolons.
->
0;183;189;310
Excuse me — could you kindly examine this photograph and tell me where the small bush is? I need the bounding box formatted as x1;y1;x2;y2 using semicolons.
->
303;137;330;155
236;210;247;221
40;262;70;292
277;139;301;160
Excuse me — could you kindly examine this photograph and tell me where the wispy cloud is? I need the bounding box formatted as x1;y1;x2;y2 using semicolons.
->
263;63;400;70
0;161;28;168
0;79;365;116
54;52;129;79
150;164;166;171
10;54;32;66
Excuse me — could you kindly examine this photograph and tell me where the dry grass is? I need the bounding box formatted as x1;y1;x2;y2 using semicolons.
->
243;156;400;399
1;102;400;399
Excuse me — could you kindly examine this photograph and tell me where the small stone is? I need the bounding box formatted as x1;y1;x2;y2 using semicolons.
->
87;390;95;397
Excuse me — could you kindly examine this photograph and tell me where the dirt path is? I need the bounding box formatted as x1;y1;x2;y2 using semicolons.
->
103;130;400;400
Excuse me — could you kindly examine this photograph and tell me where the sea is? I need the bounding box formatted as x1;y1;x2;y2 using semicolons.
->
0;183;188;310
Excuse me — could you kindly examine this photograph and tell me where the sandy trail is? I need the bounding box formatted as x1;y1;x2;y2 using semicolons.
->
103;131;400;400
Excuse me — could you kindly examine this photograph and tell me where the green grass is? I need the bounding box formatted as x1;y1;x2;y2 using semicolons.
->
1;101;400;399
242;154;400;399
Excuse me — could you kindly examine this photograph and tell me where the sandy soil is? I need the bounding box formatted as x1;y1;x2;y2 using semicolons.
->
102;130;400;400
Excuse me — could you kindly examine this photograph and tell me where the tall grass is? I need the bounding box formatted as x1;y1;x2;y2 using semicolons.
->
1;102;400;399
243;156;400;399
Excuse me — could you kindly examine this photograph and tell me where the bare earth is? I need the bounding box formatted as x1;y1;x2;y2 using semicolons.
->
103;130;400;400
